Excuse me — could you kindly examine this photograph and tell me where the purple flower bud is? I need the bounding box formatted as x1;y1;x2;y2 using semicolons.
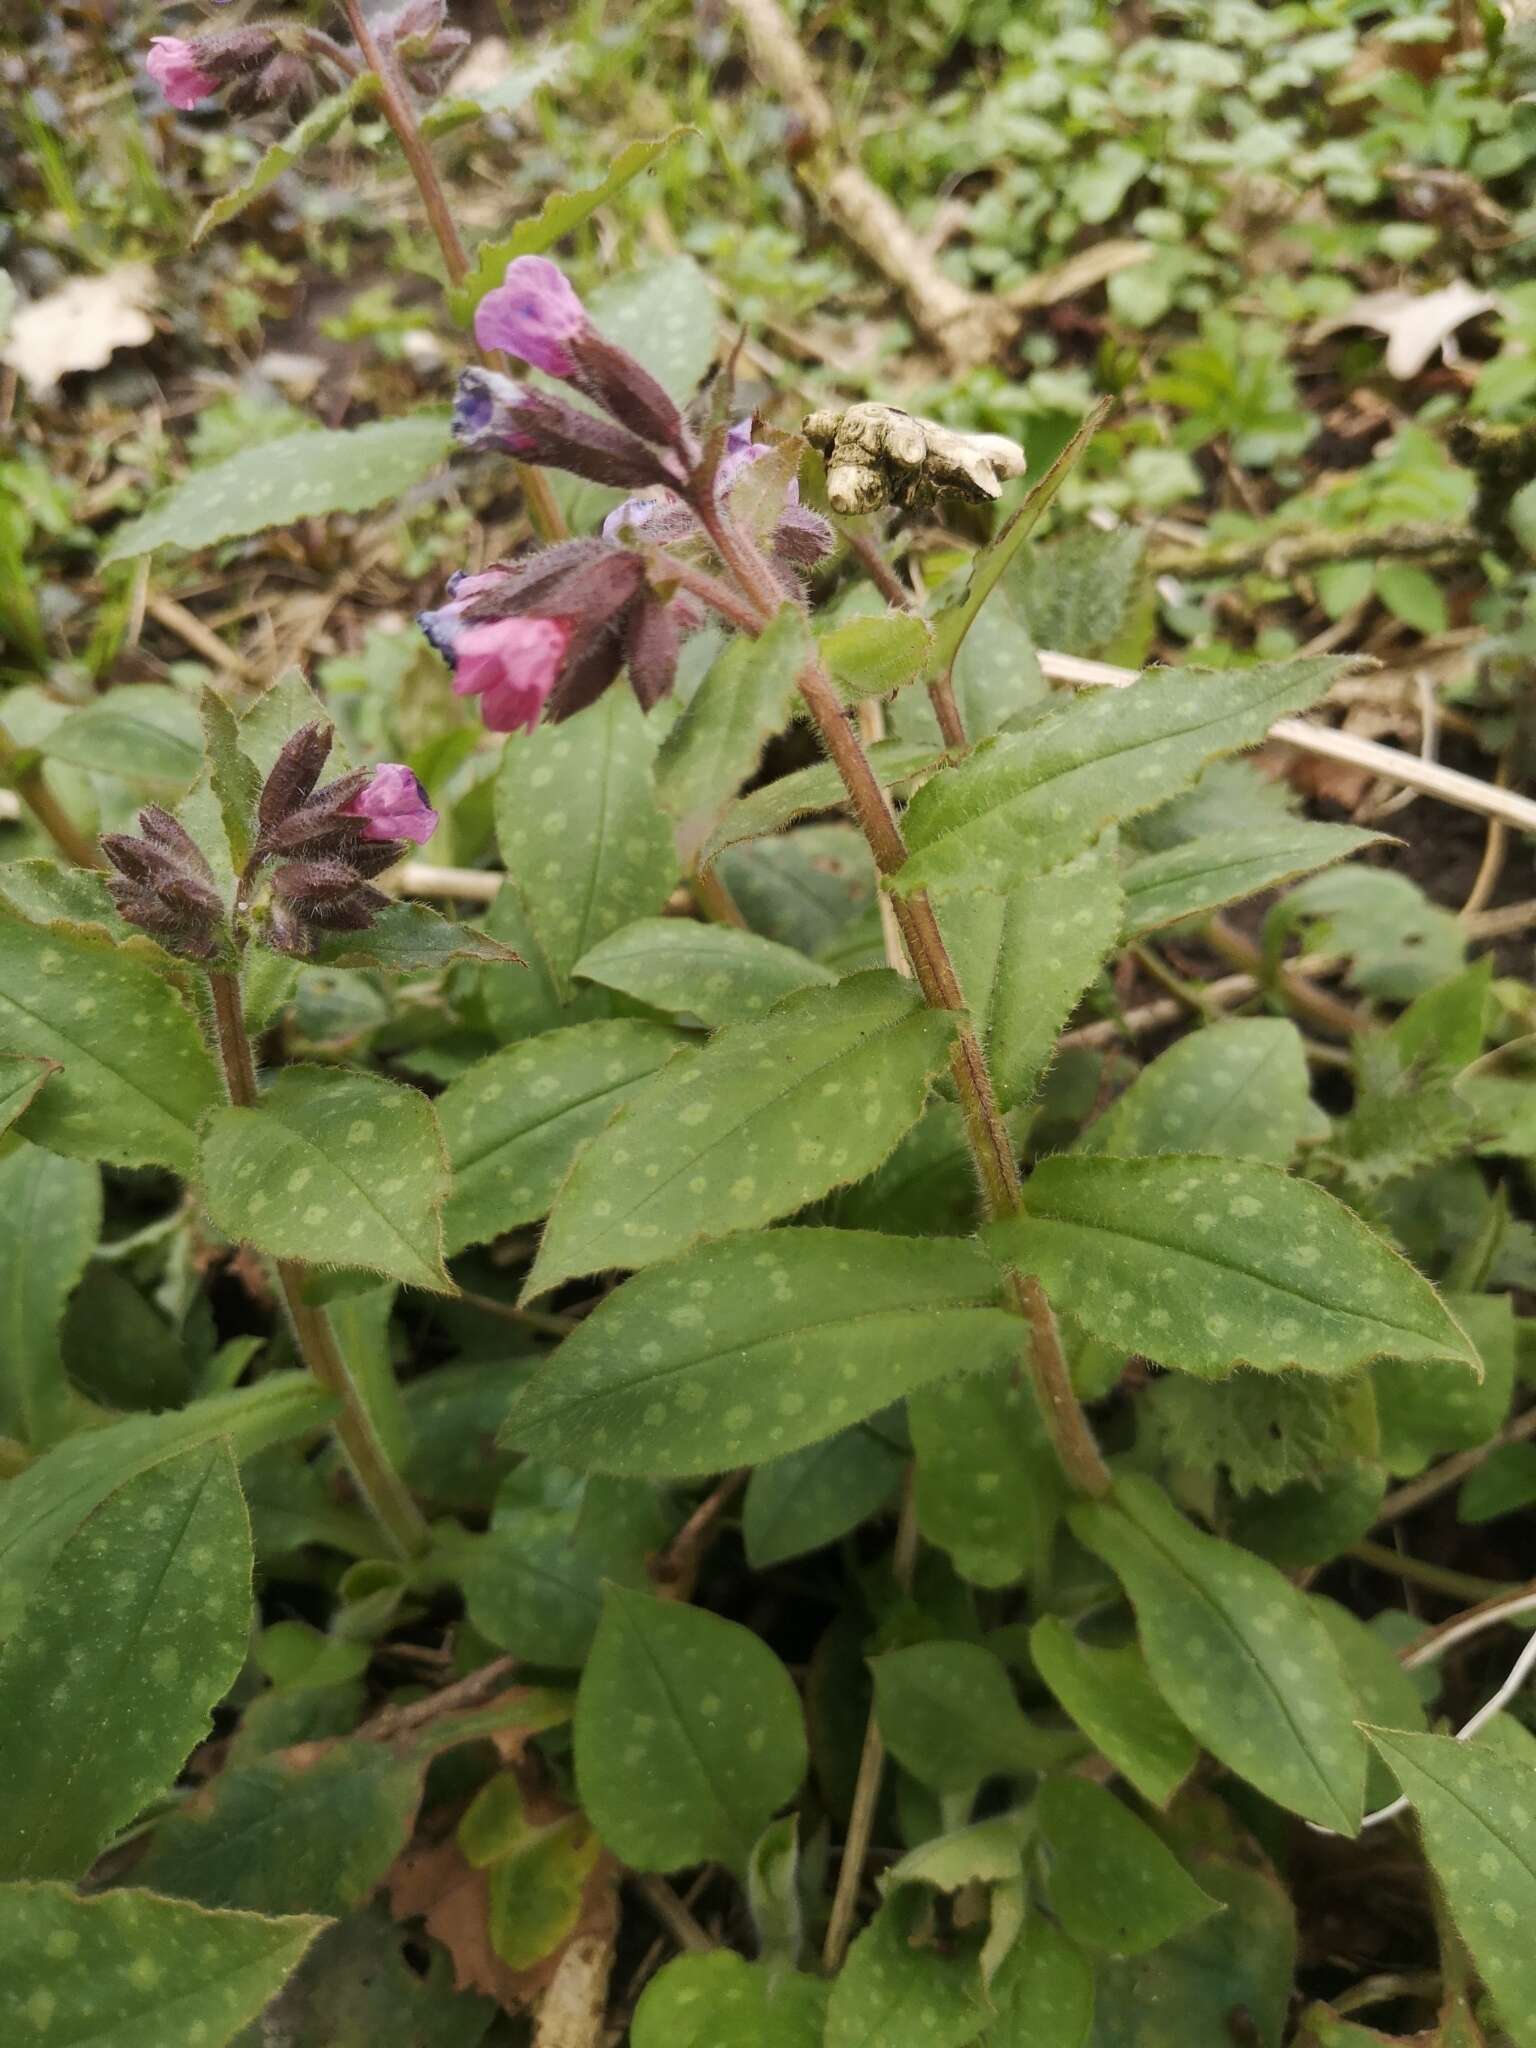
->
450;617;573;733
452;368;673;491
342;764;439;845
474;256;587;378
145;36;221;109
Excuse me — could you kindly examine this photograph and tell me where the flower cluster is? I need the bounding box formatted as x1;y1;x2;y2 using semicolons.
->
100;727;436;961
145;29;300;111
424;257;830;732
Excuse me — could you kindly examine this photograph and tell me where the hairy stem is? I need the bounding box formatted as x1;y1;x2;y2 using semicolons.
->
336;0;566;545
207;970;431;1558
0;726;102;870
687;489;1110;1497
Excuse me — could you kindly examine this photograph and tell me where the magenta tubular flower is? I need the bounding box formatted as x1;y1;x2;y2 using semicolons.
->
343;764;439;845
474;256;587;377
145;37;221;109
452;616;573;733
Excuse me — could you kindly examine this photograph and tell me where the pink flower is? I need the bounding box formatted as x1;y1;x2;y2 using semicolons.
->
343;764;439;845
145;37;220;109
474;256;587;378
452;616;573;733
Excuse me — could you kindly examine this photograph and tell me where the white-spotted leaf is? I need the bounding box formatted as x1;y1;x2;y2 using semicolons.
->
1083;1018;1327;1163
632;1951;828;2047
0;1143;99;1447
574;919;833;1027
1037;1778;1220;1956
1122;823;1384;937
1030;1618;1199;1809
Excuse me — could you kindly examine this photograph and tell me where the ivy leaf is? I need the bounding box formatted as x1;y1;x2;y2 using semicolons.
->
1029;1618;1198;1809
307;902;522;973
895;657;1346;895
1084;1018;1327;1163
200;1066;451;1293
38;684;203;792
0;908;220;1174
909;1365;1062;1587
495;687;677;998
575;1586;806;1872
1121;822;1383;937
632;1951;829;2048
448;132;691;323
0;1143;98;1447
504;1228;1018;1475
871;1641;1082;1792
194;74;379;240
574;919;832;1027
933;844;1122;1107
1365;1728;1536;2048
701;738;945;867
742;1427;905;1569
523;972;959;1298
101;414;451;563
1037;1778;1220;1956
819;612;934;702
990;1153;1476;1378
0;1882;323;2048
1070;1476;1366;1831
439;1020;685;1254
655;607;809;861
0;1442;250;1882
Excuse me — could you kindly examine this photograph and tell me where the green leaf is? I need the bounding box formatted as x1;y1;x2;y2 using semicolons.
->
1375;559;1448;634
439;1019;684;1254
1029;1618;1198;1809
0;1881;323;2048
1037;1778;1219;1956
933;844;1122;1107
1147;1369;1377;1497
198;686;262;872
981;1915;1094;2048
1313;1598;1426;1810
1011;526;1151;664
889;1812;1029;1894
746;1812;803;1970
194;74;378;239
871;1641;1081;1792
702;738;945;867
908;1365;1061;1587
420;42;570;140
1391;958;1491;1075
1365;1729;1536;2048
0;908;220;1173
575;1585;806;1872
225;1906;495;2048
928;403;1111;679
1230;1462;1386;1566
892;584;1044;751
38;684;203;792
656;608;809;859
0;1442;250;1881
448;132;691;322
990;1153;1477;1378
583;255;718;402
574;919;833;1027
505;1228;1019;1476
819;612;935;702
199;1065;451;1293
0;1143;98;1446
1271;866;1464;1004
1070;1476;1366;1830
826;1887;989;2048
742;1427;905;1569
715;822;876;954
1121;822;1383;937
235;666;339;780
895;657;1346;896
101;414;451;563
0;1052;55;1143
1377;1291;1515;1472
307;901;521;973
633;1951;829;2048
523;972;959;1297
0;1376;333;1640
139;1741;421;1916
1460;1440;1536;1523
1084;1018;1326;1163
495;686;676;998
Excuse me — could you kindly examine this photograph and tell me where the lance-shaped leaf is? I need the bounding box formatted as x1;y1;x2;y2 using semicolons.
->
1365;1728;1536;2048
505;1228;1019;1475
933;844;1122;1107
495;686;676;998
38;684;203;792
574;919;832;1027
989;1153;1476;1379
523;971;959;1297
1030;1618;1199;1809
1037;1777;1220;1956
102;414;451;563
909;1365;1062;1587
0;908;220;1173
575;1586;806;1872
0;1143;99;1447
701;738;945;867
200;1066;451;1293
0;1882;323;2048
0;1442;251;1882
895;656;1347;895
656;607;809;862
1070;1476;1366;1831
195;73;379;239
307;901;522;973
439;1020;685;1254
0;1376;332;1641
1083;1018;1326;1163
1122;822;1383;938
